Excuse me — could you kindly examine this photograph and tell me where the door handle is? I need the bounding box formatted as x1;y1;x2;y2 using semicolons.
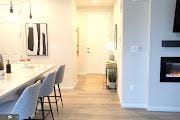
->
87;48;90;54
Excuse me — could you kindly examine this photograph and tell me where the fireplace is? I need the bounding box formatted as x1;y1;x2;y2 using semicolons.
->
160;57;180;82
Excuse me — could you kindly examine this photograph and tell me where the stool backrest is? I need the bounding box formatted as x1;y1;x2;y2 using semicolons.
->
55;65;65;84
39;72;55;97
11;80;41;119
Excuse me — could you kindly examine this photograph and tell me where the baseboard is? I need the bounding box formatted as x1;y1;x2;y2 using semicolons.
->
147;106;180;112
121;103;146;108
78;72;87;75
118;94;146;109
117;89;122;105
61;86;74;90
60;80;78;90
121;104;180;112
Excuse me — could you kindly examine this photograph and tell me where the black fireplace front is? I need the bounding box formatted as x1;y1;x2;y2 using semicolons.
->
161;57;180;82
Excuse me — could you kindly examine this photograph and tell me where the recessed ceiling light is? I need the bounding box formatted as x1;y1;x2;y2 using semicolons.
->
89;0;99;3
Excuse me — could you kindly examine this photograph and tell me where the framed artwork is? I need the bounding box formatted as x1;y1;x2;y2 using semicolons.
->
114;24;118;50
26;23;48;56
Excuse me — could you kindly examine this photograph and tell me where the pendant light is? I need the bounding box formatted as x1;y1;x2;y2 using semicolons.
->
29;0;32;19
9;0;15;23
28;0;33;27
10;0;13;13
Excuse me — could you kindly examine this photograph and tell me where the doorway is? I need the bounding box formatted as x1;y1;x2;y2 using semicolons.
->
77;11;112;75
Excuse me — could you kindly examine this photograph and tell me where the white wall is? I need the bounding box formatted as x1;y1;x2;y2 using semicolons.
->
0;4;22;62
122;0;150;107
122;0;180;111
148;0;180;111
113;0;123;103
0;0;77;89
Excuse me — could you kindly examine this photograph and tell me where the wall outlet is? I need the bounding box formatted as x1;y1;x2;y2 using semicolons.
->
129;84;135;92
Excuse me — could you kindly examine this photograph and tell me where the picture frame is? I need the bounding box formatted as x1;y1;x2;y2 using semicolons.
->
114;24;118;50
25;23;48;56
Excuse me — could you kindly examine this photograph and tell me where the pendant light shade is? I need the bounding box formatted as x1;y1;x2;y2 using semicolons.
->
10;1;13;13
8;0;33;23
30;12;32;19
29;0;32;19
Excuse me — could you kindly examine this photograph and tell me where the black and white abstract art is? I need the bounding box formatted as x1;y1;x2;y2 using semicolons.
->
26;23;48;56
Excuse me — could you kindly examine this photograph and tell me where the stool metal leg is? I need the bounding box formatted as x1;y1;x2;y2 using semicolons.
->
47;96;54;120
39;97;45;120
57;84;63;107
54;86;59;113
35;102;38;115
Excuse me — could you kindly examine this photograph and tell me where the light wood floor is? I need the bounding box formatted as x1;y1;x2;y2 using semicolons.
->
43;75;180;120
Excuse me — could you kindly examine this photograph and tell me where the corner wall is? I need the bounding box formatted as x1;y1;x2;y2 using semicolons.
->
113;0;123;103
122;0;180;111
122;0;150;107
148;0;180;111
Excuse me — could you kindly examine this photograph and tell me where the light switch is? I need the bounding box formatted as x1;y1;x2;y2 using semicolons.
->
138;46;143;52
131;0;146;2
131;46;138;53
130;46;143;53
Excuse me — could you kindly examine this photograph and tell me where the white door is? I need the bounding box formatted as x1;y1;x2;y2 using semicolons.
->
78;12;111;74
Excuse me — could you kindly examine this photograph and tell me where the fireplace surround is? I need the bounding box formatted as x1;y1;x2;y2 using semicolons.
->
160;57;180;82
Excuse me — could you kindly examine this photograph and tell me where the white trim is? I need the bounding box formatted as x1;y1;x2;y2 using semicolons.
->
72;80;78;89
117;88;122;105
59;80;78;90
61;86;74;90
117;91;121;102
78;72;87;75
121;103;146;108
147;106;180;112
77;6;113;12
78;73;105;75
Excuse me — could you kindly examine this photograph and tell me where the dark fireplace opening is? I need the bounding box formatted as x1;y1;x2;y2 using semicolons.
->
161;57;180;82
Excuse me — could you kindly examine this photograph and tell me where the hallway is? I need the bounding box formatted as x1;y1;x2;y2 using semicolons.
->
49;75;180;120
59;75;120;120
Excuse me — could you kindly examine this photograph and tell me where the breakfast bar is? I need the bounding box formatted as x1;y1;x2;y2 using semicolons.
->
0;64;56;104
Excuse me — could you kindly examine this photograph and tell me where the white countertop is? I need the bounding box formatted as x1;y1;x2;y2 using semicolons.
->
0;64;56;101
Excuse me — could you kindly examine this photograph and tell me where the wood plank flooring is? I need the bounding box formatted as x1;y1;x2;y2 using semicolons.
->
44;75;180;120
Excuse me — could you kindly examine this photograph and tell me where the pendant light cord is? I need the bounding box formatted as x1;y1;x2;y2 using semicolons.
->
29;0;32;19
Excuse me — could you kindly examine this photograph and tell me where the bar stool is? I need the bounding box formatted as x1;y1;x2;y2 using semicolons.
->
53;65;65;113
38;72;56;120
0;80;41;120
42;65;65;114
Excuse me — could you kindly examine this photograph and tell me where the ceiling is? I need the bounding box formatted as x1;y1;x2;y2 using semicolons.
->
76;0;115;8
0;0;115;8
